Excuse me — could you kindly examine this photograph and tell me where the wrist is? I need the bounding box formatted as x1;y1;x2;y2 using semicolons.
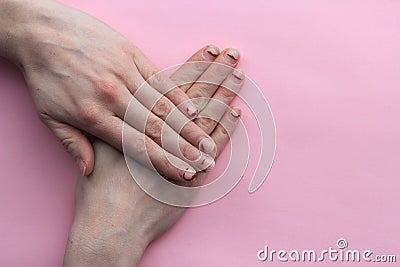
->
0;0;62;67
0;0;30;64
64;221;149;267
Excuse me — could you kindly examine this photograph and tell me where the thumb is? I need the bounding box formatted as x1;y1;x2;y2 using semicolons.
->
42;115;94;176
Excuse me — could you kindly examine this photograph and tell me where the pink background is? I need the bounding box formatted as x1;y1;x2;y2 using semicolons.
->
1;0;399;266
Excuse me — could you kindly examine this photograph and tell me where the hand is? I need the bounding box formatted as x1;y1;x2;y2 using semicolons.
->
0;0;233;180
63;46;244;267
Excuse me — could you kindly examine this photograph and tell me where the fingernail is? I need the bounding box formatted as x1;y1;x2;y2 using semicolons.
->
203;45;220;60
76;158;87;176
186;104;198;118
230;108;241;119
192;97;207;111
180;167;197;181
231;69;245;84
199;155;215;171
209;160;216;170
224;48;240;64
199;137;216;154
204;157;215;171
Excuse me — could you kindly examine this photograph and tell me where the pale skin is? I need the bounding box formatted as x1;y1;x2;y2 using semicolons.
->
64;46;244;267
0;0;241;181
0;0;245;265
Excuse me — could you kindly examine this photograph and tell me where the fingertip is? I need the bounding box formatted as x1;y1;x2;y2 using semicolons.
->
179;166;197;181
44;118;96;177
223;48;240;65
77;142;95;176
186;102;199;118
203;44;220;60
199;137;216;155
83;154;94;176
230;107;242;120
231;68;245;83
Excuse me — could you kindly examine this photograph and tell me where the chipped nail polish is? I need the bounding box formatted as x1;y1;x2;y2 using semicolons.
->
200;155;215;172
224;48;240;64
180;167;197;181
230;108;241;119
231;69;245;84
186;104;198;118
203;45;220;60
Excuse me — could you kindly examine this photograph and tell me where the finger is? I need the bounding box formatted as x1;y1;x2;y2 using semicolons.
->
117;82;217;155
130;48;199;119
107;76;216;157
195;69;245;134
92;115;199;181
91;78;133;119
42;115;94;176
186;48;240;111
170;44;220;93
182;106;242;186
124;97;215;171
210;107;242;158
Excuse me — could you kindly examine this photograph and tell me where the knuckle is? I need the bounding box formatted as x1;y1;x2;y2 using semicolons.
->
192;60;208;72
147;71;164;87
193;83;211;96
152;98;172;118
197;117;216;131
142;67;157;81
216;126;230;138
160;156;175;175
121;42;138;56
213;64;231;78
188;90;204;101
78;103;101;124
182;144;199;161
188;88;209;109
150;73;176;95
61;136;76;154
218;87;235;99
95;79;120;103
145;118;164;143
153;72;165;84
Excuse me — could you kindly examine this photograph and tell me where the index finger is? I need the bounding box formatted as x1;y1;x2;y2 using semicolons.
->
170;44;220;92
131;47;202;119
